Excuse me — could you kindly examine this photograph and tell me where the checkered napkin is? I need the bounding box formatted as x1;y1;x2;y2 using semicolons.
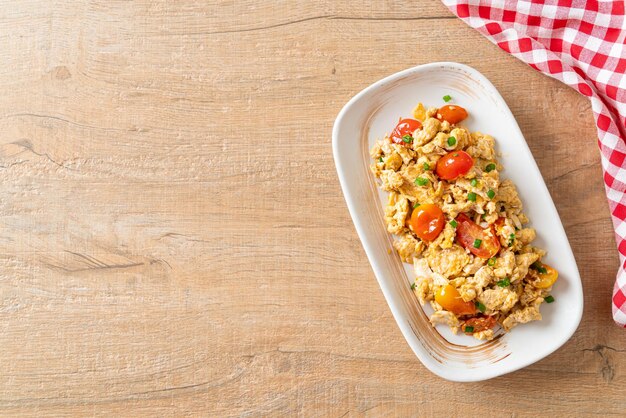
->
441;0;626;326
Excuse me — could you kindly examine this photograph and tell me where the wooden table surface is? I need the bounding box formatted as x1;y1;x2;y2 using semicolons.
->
0;1;623;416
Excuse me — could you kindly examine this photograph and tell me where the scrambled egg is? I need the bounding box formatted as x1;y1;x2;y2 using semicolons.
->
371;102;557;340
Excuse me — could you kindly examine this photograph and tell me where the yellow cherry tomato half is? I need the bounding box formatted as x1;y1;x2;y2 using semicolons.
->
533;263;559;289
435;284;476;316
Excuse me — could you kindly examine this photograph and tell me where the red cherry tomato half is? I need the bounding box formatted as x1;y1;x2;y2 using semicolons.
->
437;105;468;124
435;151;474;180
455;213;501;258
390;118;422;145
463;315;497;333
409;203;445;241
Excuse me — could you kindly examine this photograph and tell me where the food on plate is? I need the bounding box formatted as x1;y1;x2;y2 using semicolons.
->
370;100;558;340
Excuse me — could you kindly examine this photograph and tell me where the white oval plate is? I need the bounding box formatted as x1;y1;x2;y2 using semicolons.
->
332;62;583;382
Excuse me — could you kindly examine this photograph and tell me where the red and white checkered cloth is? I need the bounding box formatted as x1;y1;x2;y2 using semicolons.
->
441;0;626;326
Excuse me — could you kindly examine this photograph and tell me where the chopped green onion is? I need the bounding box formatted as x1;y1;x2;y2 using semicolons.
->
447;136;457;146
467;192;477;202
449;219;458;228
497;278;510;287
413;202;420;209
453;153;459;157
531;262;548;274
402;134;413;143
443;94;452;102
487;189;496;199
379;157;383;163
423;162;430;171
470;179;478;187
481;213;486;220
488;257;496;267
473;238;482;248
464;325;474;333
411;283;416;290
485;163;496;172
545;295;555;303
508;233;515;247
475;301;486;313
415;177;429;186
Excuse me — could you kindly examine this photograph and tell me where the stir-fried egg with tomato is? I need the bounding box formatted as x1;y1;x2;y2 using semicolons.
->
370;101;558;340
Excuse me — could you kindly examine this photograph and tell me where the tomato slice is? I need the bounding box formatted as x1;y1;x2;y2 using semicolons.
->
390;118;422;145
455;213;501;258
436;105;468;124
409;203;444;241
463;315;497;333
435;151;473;180
531;262;558;289
435;285;476;316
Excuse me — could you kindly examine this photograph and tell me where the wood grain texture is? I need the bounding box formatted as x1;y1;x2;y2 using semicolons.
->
0;1;622;416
